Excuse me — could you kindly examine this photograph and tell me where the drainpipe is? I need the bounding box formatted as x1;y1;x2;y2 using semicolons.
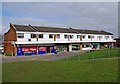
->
68;35;70;41
36;31;39;41
54;34;56;41
80;34;82;41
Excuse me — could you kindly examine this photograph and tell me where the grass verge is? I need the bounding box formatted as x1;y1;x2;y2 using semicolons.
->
2;59;118;82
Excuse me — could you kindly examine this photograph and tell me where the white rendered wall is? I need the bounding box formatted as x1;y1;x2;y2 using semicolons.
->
16;31;115;44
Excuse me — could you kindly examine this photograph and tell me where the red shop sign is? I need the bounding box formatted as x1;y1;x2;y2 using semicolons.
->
22;47;37;52
29;47;37;52
22;47;29;52
39;47;47;51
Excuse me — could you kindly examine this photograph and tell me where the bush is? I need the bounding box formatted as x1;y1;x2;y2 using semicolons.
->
5;53;12;56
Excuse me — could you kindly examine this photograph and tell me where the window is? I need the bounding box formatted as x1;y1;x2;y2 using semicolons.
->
56;34;60;38
77;35;80;39
70;35;74;39
17;33;24;38
31;34;36;38
111;36;113;39
64;35;68;39
39;34;43;38
49;34;53;38
105;36;109;40
88;35;91;39
97;36;102;40
82;35;85;39
92;36;95;39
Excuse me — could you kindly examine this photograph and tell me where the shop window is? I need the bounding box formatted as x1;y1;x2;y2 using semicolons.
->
49;34;53;38
82;35;85;39
31;34;36;38
64;34;68;39
77;35;80;39
17;33;24;38
70;35;74;39
56;34;60;38
39;34;43;38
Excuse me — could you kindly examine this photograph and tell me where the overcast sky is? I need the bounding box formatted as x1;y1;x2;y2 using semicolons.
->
1;2;118;37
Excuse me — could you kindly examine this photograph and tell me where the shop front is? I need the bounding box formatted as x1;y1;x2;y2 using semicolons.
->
17;44;55;56
17;46;37;56
55;44;69;53
38;46;54;54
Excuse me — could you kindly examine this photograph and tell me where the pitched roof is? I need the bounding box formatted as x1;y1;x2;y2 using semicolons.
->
13;24;113;35
69;28;113;35
13;24;36;32
31;25;78;33
13;24;77;33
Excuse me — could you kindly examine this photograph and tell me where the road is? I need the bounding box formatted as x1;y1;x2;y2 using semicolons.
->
1;51;86;63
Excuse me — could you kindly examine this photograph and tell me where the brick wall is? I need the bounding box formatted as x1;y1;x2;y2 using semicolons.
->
4;23;17;55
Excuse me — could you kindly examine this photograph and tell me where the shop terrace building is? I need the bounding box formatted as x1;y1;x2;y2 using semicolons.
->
4;23;115;56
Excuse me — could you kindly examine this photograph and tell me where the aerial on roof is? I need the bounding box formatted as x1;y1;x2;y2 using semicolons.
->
12;24;113;35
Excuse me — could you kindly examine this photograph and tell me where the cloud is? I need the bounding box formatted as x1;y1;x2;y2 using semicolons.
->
0;2;2;34
2;2;118;37
1;0;119;2
2;16;68;34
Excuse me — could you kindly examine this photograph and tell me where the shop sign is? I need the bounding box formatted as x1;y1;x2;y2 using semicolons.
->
39;47;47;51
22;47;37;52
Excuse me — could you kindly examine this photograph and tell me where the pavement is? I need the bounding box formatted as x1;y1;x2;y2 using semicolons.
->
1;51;86;63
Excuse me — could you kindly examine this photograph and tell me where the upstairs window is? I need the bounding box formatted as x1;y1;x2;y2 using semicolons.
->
88;35;91;39
105;36;109;40
64;34;68;39
70;35;74;39
17;33;24;38
31;34;36;38
92;36;95;39
82;35;85;39
56;34;60;39
49;34;53;38
97;36;102;40
77;35;80;39
39;34;43;38
111;36;113;39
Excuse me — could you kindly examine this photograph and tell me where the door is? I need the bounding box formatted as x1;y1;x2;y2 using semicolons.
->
47;46;50;53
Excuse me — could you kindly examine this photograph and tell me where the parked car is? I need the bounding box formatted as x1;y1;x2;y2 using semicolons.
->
0;45;4;54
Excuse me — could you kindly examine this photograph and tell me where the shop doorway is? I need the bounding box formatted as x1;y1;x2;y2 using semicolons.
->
47;46;50;53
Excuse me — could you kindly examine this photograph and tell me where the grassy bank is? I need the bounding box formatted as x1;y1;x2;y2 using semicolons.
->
2;59;118;82
62;48;119;61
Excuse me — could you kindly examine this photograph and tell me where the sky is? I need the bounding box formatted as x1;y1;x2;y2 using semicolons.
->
1;2;119;38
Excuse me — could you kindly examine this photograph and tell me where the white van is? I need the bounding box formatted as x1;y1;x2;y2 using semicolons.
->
82;47;92;51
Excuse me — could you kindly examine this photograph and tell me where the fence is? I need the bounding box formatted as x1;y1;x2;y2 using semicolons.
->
65;49;119;61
